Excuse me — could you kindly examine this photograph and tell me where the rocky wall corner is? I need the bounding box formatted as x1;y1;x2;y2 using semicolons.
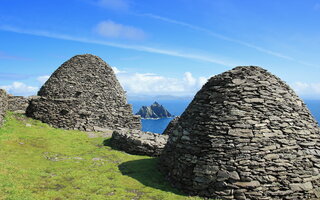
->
110;129;168;157
0;89;8;126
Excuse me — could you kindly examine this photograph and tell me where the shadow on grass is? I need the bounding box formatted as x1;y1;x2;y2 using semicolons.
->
103;138;122;152
104;138;189;196
118;158;186;196
103;138;112;147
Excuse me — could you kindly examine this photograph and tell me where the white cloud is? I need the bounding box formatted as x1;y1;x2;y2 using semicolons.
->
111;66;126;74
184;72;196;86
116;70;209;96
0;82;38;96
37;75;50;84
95;20;146;40
0;25;236;66
96;0;129;10
291;82;320;98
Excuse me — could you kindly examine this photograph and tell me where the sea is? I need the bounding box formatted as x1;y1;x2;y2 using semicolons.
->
129;99;320;134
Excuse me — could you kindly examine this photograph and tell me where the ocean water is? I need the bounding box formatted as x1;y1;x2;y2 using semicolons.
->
305;100;320;123
129;99;190;133
130;99;320;134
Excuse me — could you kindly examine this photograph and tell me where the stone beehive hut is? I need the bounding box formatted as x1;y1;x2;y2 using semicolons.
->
159;66;320;200
26;54;141;131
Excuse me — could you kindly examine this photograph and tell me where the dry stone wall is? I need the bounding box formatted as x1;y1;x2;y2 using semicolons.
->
0;89;8;126
159;66;320;200
8;95;31;113
111;129;168;157
26;54;141;131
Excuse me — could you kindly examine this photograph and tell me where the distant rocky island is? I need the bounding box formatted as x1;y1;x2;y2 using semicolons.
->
135;102;172;119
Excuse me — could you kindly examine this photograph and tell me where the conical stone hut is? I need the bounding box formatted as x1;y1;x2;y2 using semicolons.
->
159;66;320;199
27;54;141;131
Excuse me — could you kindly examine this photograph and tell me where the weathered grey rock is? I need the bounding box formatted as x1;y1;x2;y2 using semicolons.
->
8;95;31;113
110;129;168;157
26;54;141;131
159;66;320;199
0;89;8;126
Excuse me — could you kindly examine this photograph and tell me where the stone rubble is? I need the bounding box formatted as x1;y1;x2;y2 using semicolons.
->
111;129;168;157
26;54;141;131
159;66;320;200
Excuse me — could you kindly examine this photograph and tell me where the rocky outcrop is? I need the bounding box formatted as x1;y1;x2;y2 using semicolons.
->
26;54;141;131
0;89;8;126
136;101;172;119
162;116;180;135
8;95;31;113
159;66;320;199
111;129;168;157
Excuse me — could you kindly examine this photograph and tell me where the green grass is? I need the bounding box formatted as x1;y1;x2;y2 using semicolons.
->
0;112;205;200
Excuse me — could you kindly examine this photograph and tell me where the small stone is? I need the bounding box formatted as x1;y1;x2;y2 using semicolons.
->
264;175;277;182
181;136;191;141
289;182;313;191
299;142;316;147
194;176;211;184
229;171;240;180
264;154;279;160
262;145;277;151
234;181;261;188
228;129;253;138
232;79;245;85
244;98;264;103
217;170;230;181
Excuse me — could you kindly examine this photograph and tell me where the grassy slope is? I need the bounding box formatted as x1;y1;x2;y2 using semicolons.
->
0;113;204;200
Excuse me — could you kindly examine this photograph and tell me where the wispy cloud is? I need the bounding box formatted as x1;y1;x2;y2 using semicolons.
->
95;20;146;40
0;25;236;67
140;13;318;67
96;0;129;11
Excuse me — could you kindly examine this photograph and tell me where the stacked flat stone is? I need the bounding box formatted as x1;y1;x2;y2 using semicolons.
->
8;95;31;113
162;116;180;135
0;89;8;126
111;129;168;157
26;54;141;131
159;66;320;200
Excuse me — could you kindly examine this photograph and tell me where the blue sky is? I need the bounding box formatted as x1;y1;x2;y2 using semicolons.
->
0;0;320;99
